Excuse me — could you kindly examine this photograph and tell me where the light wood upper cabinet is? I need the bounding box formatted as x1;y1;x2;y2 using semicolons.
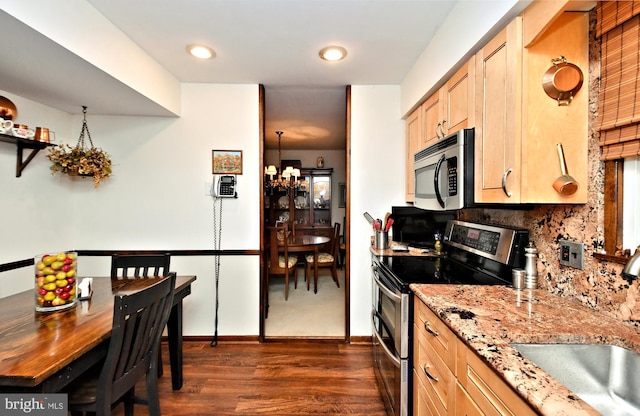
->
405;107;421;202
405;58;474;202
444;58;475;136
422;58;475;151
421;92;443;150
474;11;589;204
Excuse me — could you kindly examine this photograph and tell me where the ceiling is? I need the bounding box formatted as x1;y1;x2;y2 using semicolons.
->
0;1;459;150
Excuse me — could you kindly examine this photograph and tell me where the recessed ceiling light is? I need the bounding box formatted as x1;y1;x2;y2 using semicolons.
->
186;44;215;60
319;45;347;62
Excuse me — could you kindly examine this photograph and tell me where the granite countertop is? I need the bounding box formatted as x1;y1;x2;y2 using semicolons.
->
410;284;640;416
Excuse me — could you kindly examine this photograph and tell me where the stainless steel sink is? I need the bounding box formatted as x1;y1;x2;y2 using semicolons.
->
511;343;640;416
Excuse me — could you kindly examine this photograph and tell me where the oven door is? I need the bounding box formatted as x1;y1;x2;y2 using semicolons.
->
372;263;409;416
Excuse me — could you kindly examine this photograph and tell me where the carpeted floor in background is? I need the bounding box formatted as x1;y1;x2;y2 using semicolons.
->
265;266;345;337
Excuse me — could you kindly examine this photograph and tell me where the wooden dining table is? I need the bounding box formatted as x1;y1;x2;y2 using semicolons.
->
280;234;330;292
0;275;196;392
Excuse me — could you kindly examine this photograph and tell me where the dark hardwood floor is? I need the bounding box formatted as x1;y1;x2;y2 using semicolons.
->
113;340;388;416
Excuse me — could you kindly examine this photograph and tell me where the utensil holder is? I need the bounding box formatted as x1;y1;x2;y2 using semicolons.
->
374;231;389;250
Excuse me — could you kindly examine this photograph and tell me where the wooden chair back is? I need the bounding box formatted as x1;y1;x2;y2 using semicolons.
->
330;222;341;257
268;223;291;275
68;273;176;416
111;254;171;279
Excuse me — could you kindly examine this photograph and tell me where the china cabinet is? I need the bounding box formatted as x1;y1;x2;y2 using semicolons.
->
265;168;332;228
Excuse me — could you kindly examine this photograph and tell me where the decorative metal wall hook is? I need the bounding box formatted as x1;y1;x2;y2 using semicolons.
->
542;56;584;106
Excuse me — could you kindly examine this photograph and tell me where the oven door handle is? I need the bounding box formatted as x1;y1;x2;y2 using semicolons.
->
371;311;401;367
372;271;402;304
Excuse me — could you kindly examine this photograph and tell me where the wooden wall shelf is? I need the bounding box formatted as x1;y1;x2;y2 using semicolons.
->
0;133;54;177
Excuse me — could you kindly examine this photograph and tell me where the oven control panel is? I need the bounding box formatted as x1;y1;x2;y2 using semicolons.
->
443;220;529;266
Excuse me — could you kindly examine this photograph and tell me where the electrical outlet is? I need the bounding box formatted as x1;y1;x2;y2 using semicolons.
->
205;181;213;196
559;240;584;269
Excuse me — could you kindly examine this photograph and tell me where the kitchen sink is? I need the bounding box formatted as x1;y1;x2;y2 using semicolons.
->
511;343;640;416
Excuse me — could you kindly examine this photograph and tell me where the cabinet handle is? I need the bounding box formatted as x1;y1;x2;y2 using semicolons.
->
423;364;439;382
438;119;446;137
434;122;442;139
424;321;439;336
501;168;513;197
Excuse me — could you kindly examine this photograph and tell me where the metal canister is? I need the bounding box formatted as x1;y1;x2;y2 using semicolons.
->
524;241;538;289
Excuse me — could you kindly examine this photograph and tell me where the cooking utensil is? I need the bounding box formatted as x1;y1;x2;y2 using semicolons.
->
552;143;579;196
363;212;374;224
384;218;394;232
542;56;583;106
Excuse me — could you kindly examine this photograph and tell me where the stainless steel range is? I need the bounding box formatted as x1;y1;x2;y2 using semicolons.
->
371;219;529;416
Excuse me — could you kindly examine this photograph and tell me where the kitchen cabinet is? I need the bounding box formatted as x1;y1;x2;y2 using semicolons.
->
405;58;474;202
413;300;456;415
422;58;475;150
474;11;589;204
413;297;536;416
405;107;421;202
265;168;332;227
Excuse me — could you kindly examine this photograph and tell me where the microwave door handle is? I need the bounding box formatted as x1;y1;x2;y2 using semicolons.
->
433;154;446;208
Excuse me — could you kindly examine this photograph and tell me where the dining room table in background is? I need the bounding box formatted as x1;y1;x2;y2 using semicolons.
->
0;275;196;393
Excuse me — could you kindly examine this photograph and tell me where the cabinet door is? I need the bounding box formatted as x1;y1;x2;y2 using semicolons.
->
456;338;537;416
406;107;421;202
311;175;331;224
454;382;484;416
444;57;475;135
474;17;522;203
421;91;444;150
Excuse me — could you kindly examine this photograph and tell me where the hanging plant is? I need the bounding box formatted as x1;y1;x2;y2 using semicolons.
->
47;106;112;187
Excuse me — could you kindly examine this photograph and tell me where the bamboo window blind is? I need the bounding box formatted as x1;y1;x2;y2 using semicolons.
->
597;1;640;160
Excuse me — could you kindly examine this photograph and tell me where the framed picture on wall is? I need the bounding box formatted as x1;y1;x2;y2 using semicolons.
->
212;150;243;174
339;182;346;208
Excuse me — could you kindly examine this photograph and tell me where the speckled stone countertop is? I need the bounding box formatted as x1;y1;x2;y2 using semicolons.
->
410;284;640;416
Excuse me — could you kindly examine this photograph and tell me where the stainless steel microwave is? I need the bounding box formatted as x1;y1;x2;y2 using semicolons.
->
414;128;475;211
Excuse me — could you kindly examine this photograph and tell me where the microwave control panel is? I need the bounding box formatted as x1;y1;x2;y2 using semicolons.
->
447;156;458;196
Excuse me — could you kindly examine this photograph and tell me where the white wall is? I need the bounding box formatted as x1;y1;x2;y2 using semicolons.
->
400;0;529;116
0;84;261;336
350;85;406;336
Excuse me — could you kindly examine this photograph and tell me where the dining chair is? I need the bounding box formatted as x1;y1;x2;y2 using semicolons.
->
305;222;341;293
267;223;298;301
338;216;346;270
67;273;176;416
110;253;171;280
110;253;171;377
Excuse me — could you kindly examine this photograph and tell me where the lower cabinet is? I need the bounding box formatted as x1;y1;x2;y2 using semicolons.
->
413;297;536;416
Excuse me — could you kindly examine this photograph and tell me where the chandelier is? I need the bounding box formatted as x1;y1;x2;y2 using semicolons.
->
264;131;301;194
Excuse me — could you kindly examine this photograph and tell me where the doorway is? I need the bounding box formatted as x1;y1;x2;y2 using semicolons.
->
259;85;350;341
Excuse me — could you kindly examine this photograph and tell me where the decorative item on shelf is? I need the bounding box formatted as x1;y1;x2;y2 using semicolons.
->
0;96;17;121
264;131;301;194
316;156;324;168
47;106;112;188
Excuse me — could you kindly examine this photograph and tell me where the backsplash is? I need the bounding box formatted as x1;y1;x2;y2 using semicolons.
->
460;10;635;324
